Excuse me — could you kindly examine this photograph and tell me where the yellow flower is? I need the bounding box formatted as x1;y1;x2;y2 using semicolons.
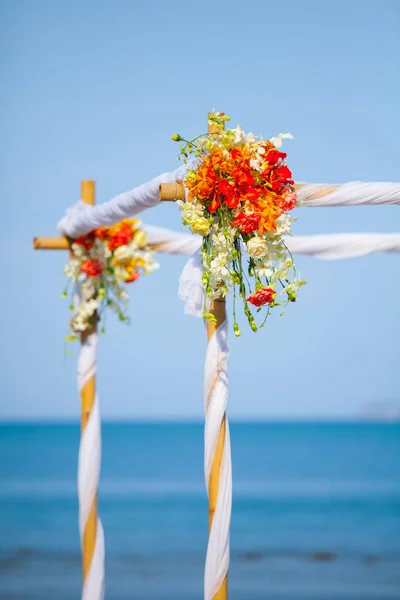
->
190;216;211;237
113;245;132;266
134;230;148;247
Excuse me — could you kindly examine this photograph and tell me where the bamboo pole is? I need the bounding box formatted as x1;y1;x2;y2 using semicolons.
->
158;182;342;203
157;113;229;599
33;236;70;250
33;236;168;253
78;180;98;582
207;298;228;600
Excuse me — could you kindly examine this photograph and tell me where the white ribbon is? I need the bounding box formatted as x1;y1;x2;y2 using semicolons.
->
298;181;400;206
204;320;231;600
58;160;199;239
177;232;400;317
77;333;105;600
58;178;400;239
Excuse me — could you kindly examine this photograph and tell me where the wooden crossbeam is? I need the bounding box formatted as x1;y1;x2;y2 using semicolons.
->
159;181;341;202
33;236;70;249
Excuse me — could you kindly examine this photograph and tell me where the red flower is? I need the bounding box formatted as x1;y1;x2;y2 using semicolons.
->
75;232;95;250
81;258;103;278
247;287;276;307
225;194;241;209
279;191;297;212
230;148;242;161
233;169;254;188
218;179;234;197
270;165;294;191
266;149;287;165
94;227;108;240
125;271;140;283
208;198;221;213
245;187;260;201
232;212;261;234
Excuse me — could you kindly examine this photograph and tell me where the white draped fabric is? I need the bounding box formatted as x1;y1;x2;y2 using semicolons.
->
58;173;400;239
298;182;400;207
287;232;400;259
147;227;400;259
58;161;197;238
147;230;400;318
77;333;105;600
204;320;231;600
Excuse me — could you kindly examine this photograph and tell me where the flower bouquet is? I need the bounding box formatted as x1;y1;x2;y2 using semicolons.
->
172;112;306;335
62;219;158;341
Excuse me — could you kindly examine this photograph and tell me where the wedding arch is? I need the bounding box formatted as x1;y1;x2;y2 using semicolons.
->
34;112;399;600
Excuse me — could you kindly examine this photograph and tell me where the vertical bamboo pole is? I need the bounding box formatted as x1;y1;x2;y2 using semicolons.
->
79;180;98;581
207;114;228;600
207;299;228;600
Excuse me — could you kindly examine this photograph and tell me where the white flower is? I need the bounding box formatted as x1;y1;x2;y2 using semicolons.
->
79;298;99;318
250;157;264;172
210;253;230;278
275;214;293;236
144;260;160;275
178;199;203;225
212;227;234;251
283;277;307;294
64;260;80;279
246;236;268;258
72;317;87;332
269;133;294;148
114;244;132;264
71;243;85;258
246;132;255;143
231;126;246;146
254;260;273;278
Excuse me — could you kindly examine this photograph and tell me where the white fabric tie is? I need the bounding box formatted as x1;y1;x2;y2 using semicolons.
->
177;232;400;317
77;332;105;600
203;320;231;600
58;161;199;238
298;181;400;206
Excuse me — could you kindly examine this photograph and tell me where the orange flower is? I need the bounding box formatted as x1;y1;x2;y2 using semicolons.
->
249;192;282;234
107;221;134;250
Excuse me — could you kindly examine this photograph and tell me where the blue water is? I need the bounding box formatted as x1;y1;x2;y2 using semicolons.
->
0;423;399;600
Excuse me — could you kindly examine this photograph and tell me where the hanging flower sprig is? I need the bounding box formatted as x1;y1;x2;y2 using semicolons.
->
62;219;159;342
171;111;307;335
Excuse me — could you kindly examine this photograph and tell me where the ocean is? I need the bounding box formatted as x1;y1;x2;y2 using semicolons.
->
0;422;399;600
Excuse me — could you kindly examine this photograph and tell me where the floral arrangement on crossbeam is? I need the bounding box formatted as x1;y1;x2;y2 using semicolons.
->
171;112;306;335
62;219;158;341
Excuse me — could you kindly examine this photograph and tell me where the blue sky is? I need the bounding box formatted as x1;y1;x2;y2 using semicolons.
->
0;0;399;420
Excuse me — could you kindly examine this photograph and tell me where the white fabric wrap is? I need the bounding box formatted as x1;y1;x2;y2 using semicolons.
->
177;233;400;317
144;224;201;255
77;333;105;600
287;232;400;258
297;182;400;206
58;161;198;238
58;180;400;239
204;319;231;600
